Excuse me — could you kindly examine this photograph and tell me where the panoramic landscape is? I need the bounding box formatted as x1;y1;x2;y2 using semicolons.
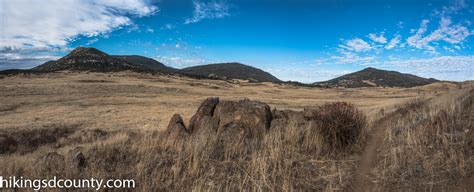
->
1;0;473;191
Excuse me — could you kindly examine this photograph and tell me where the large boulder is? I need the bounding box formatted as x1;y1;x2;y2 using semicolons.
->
188;97;220;133
0;134;17;154
163;114;189;145
185;97;273;142
213;99;272;139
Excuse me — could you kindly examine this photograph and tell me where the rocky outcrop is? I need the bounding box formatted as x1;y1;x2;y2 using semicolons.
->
214;99;272;138
163;97;273;145
162;97;366;155
162;114;189;145
188;97;220;133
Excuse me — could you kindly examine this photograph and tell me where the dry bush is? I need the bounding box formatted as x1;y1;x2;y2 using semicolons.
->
373;87;474;191
305;102;367;155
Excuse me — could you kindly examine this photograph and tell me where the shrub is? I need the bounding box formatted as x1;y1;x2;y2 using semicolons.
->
306;102;367;154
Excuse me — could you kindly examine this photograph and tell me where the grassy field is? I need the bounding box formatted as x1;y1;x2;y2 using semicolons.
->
0;72;471;191
0;72;458;131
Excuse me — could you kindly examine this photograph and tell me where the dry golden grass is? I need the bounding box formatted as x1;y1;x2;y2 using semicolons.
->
0;99;368;191
0;71;450;132
0;71;470;191
372;83;473;191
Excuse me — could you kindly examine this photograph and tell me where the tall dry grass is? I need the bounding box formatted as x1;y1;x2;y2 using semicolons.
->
373;85;474;191
2;83;471;191
0;101;367;191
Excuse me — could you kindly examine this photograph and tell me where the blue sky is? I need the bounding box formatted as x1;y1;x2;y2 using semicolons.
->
1;0;473;82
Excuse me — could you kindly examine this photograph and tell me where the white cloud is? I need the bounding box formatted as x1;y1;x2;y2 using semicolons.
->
339;38;373;52
161;24;176;30
397;21;405;29
0;49;61;69
0;0;158;50
407;17;471;53
385;55;474;81
385;34;401;49
265;66;350;83
435;0;468;16
296;54;474;82
155;56;211;68
406;19;433;51
331;50;377;65
185;0;230;24
368;33;388;44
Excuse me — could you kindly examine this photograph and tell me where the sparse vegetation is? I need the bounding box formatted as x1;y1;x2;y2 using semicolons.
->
0;72;471;191
372;85;473;191
0;99;368;191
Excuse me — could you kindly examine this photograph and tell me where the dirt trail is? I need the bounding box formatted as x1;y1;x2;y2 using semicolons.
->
350;117;389;191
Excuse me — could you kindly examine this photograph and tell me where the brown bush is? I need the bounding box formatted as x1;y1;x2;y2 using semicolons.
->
305;102;367;154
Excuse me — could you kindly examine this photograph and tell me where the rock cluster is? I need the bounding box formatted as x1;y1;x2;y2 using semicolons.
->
163;97;366;154
164;97;273;144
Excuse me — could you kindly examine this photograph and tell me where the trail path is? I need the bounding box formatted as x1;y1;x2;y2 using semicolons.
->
350;118;388;191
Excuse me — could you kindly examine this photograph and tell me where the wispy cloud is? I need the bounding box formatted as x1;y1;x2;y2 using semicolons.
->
331;50;377;65
330;0;473;75
368;33;388;44
0;0;158;50
0;0;158;68
161;24;176;30
155;56;211;68
185;0;231;24
403;0;472;54
407;17;471;53
334;0;472;57
292;54;473;82
265;66;351;83
384;55;474;81
338;38;374;52
0;48;64;70
385;34;402;49
434;0;469;16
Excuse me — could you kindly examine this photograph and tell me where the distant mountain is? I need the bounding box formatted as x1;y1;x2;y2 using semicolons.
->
33;47;141;72
29;48;281;83
33;47;175;73
112;55;177;74
179;62;281;82
314;67;438;88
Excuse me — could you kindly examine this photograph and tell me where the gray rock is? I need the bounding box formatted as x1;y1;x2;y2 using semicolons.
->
188;97;220;133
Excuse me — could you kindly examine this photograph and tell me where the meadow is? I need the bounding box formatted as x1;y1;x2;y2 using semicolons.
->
0;72;471;191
